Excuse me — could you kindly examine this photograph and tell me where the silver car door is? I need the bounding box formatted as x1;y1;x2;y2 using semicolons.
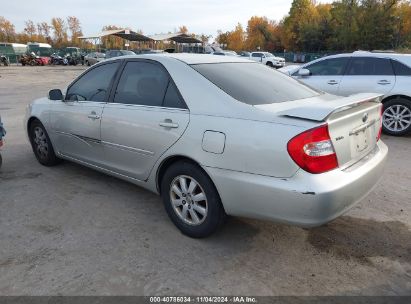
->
337;57;395;97
100;60;189;181
50;61;121;165
294;57;349;94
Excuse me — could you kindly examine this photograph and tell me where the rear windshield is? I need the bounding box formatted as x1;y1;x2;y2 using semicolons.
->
191;62;320;105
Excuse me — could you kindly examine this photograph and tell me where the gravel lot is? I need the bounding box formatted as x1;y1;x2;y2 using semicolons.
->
0;66;410;296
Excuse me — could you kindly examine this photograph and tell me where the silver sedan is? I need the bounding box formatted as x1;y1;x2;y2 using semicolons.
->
84;52;106;66
25;54;388;238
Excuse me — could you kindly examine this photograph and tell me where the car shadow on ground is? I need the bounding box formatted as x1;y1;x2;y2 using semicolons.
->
10;156;409;266
307;216;411;264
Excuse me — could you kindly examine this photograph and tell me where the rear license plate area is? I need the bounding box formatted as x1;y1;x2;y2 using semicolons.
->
353;130;369;153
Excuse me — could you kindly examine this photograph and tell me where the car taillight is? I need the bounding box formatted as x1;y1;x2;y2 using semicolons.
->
377;104;383;141
287;124;338;174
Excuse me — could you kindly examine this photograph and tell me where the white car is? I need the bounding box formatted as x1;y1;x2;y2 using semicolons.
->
212;50;238;56
279;51;411;136
249;52;286;68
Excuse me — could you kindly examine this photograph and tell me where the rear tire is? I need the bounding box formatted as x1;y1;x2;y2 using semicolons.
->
382;98;411;136
29;120;62;166
161;161;226;238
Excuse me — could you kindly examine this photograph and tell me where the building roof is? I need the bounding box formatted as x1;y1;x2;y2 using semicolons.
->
79;29;152;41
79;30;202;43
107;53;252;65
149;33;202;44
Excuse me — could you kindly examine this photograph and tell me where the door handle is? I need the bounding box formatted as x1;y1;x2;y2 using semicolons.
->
327;80;338;85
87;112;100;120
378;80;391;85
159;119;179;129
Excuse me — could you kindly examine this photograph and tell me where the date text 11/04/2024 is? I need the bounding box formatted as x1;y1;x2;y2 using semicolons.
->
149;296;257;303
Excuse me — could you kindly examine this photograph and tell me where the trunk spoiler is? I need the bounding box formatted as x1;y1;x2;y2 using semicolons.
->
271;93;383;122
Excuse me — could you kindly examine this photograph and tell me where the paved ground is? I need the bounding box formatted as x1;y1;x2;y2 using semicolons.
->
0;66;410;296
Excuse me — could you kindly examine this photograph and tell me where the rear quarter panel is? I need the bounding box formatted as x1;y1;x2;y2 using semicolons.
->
385;76;411;98
155;115;303;179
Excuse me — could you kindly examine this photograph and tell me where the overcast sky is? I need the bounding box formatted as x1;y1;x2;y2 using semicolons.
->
3;0;332;38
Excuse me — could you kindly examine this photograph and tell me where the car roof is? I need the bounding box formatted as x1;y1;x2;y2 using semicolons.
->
317;51;411;66
106;53;253;64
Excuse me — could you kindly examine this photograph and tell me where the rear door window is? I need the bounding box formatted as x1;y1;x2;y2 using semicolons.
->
346;57;394;75
392;60;411;76
163;81;187;109
114;61;169;106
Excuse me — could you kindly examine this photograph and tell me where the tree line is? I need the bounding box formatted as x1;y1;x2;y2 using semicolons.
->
0;16;83;48
1;0;411;52
0;16;208;51
216;0;411;52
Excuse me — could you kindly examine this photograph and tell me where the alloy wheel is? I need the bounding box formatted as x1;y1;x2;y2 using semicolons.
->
33;126;49;159
383;104;411;133
169;175;208;226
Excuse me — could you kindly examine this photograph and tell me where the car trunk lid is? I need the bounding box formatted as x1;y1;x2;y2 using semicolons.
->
255;93;383;169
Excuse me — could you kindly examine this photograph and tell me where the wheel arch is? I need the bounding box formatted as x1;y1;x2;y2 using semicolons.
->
27;116;41;134
155;154;227;215
27;116;55;149
382;94;411;104
156;155;203;194
156;155;223;197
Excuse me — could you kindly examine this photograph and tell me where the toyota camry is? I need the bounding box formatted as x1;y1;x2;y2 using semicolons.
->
25;54;388;238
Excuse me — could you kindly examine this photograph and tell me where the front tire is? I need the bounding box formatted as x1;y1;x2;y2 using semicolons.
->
382;98;411;136
29;120;61;166
266;62;274;68
161;161;226;238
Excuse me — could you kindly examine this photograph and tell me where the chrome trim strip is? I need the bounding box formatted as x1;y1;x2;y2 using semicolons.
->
54;131;96;147
349;119;377;136
101;141;154;156
105;103;189;112
54;131;154;156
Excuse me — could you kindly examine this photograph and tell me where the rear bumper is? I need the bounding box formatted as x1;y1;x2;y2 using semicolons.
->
205;141;388;227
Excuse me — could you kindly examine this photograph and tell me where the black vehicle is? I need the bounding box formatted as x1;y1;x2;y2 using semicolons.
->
0;54;9;66
105;50;136;59
50;53;80;66
50;53;67;65
0;116;5;168
238;51;251;57
65;54;79;65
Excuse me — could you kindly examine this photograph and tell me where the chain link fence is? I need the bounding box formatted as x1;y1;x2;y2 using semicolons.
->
272;52;337;63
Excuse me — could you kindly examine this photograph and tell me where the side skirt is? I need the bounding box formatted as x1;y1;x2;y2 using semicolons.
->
57;152;159;194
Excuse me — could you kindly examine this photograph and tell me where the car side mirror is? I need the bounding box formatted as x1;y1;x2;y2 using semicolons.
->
48;89;63;101
298;68;310;77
